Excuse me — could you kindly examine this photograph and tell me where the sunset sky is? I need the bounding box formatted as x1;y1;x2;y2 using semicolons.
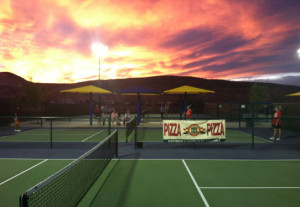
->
1;0;300;85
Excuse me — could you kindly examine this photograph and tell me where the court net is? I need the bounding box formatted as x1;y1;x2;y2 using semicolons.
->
19;129;118;207
0;116;112;147
125;116;137;142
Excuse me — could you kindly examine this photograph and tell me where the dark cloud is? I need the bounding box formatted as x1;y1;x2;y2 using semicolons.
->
274;29;300;51
53;20;76;36
262;63;300;74
245;76;300;86
103;27;156;48
162;29;256;68
161;28;215;49
182;53;233;69
158;0;300;81
167;24;300;77
33;18;101;56
256;0;300;17
271;76;300;86
183;52;297;75
202;36;250;54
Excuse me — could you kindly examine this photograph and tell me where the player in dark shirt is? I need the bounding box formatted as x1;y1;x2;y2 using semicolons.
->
14;106;21;132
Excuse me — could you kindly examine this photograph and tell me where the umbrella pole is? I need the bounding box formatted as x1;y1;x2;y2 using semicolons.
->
90;93;93;126
180;95;183;120
184;92;187;116
137;94;141;125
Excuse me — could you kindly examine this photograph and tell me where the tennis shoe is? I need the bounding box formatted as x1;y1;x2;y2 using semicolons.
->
269;137;275;140
275;138;281;141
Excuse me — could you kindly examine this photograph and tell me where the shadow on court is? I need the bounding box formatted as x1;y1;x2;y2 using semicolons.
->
90;153;141;207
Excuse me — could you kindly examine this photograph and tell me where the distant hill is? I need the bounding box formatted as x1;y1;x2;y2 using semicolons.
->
1;72;300;115
1;72;300;102
0;72;29;99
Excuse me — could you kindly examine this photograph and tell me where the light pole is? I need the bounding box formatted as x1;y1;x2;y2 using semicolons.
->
92;43;109;117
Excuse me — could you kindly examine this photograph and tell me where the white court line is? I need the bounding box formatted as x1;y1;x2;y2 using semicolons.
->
15;134;93;136
182;159;300;161
201;187;300;189
81;130;104;142
182;160;210;207
234;130;272;143
0;158;73;161
0;159;48;186
12;134;50;136
107;158;300;161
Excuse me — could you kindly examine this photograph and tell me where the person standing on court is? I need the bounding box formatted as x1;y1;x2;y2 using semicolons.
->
184;105;192;120
270;105;282;141
94;104;99;118
164;104;169;118
14;106;21;132
111;109;119;125
123;110;131;126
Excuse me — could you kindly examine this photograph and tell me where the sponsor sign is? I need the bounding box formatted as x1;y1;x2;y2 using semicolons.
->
163;120;226;141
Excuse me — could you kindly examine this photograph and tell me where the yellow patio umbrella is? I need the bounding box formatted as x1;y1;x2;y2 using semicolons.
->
286;92;300;96
60;85;112;94
61;85;112;125
163;85;215;119
163;85;215;94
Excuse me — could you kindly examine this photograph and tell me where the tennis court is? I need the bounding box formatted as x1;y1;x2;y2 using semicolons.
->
1;116;300;206
80;159;300;207
0;128;110;142
1;159;300;207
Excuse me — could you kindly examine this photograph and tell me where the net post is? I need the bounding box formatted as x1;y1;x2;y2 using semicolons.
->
125;122;128;143
108;115;111;135
238;104;241;128
251;116;254;149
50;118;53;149
19;195;23;207
134;116;137;149
116;130;119;157
19;193;28;207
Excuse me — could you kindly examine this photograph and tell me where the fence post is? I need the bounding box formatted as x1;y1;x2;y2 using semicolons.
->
50;119;53;149
108;115;111;135
238;104;241;128
125;122;128;143
251;116;254;149
116;130;118;157
134;116;137;149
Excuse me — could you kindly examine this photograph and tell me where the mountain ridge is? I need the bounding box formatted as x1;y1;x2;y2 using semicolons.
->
1;72;299;104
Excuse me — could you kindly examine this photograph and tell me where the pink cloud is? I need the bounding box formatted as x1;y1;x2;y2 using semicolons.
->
0;0;299;84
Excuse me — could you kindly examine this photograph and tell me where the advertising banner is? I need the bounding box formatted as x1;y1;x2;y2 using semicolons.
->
163;120;226;142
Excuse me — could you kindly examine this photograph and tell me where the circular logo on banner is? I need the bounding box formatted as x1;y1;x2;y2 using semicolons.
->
187;124;204;136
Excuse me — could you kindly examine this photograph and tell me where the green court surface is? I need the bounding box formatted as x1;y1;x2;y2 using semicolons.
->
80;160;300;207
0;159;72;207
1;159;299;207
0;128;121;142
